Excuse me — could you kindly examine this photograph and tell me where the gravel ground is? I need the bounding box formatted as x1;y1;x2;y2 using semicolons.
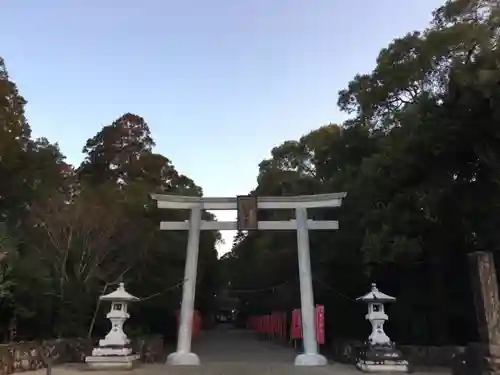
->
29;326;449;375
30;363;450;375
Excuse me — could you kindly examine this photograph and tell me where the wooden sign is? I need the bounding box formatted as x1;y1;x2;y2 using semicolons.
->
236;195;258;230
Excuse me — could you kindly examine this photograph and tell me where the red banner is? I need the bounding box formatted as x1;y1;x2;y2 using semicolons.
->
282;312;287;339
291;309;302;339
316;305;325;345
246;309;320;344
193;311;202;338
175;310;202;339
289;307;325;343
272;311;280;335
276;312;282;337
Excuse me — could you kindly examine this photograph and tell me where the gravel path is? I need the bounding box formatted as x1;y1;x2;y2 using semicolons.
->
29;326;449;375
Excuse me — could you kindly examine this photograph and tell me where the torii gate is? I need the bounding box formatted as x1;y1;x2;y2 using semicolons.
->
151;192;346;367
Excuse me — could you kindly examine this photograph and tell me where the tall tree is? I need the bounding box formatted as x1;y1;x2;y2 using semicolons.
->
0;57;31;222
337;0;500;129
79;113;155;185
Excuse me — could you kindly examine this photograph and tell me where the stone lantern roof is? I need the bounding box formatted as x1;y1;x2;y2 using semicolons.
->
356;283;396;303
100;282;139;302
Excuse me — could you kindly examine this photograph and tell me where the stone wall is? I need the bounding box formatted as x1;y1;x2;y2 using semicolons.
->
399;344;464;367
131;335;164;363
328;339;464;367
0;335;164;375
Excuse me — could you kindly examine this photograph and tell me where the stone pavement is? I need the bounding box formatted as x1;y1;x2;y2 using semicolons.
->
31;325;449;375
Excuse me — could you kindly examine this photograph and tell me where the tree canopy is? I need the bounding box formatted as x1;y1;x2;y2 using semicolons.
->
223;0;500;345
0;57;220;341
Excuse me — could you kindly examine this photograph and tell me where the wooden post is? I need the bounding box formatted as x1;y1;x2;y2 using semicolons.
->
468;251;500;374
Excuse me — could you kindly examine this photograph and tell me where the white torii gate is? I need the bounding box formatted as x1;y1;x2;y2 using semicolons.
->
151;192;346;367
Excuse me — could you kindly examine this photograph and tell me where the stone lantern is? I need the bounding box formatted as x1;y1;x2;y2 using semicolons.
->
85;282;140;370
355;283;409;373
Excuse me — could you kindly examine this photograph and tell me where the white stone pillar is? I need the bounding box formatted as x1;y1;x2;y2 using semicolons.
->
167;205;202;366
294;207;327;366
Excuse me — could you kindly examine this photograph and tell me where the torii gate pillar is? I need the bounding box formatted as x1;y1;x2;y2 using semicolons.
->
151;193;346;366
295;206;324;366
166;206;202;366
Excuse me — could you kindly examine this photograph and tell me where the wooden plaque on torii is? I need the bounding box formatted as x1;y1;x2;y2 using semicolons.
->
236;195;258;231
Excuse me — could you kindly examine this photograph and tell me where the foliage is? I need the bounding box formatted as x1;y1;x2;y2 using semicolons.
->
225;0;500;346
0;59;220;341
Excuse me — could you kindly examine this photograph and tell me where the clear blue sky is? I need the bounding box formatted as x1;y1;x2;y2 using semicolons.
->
1;0;443;254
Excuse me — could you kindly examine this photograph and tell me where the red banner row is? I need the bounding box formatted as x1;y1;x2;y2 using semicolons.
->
247;305;325;345
175;310;202;339
247;311;288;339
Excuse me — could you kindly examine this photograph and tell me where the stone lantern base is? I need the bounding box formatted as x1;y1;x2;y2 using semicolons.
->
85;346;140;370
85;355;140;370
355;343;409;373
